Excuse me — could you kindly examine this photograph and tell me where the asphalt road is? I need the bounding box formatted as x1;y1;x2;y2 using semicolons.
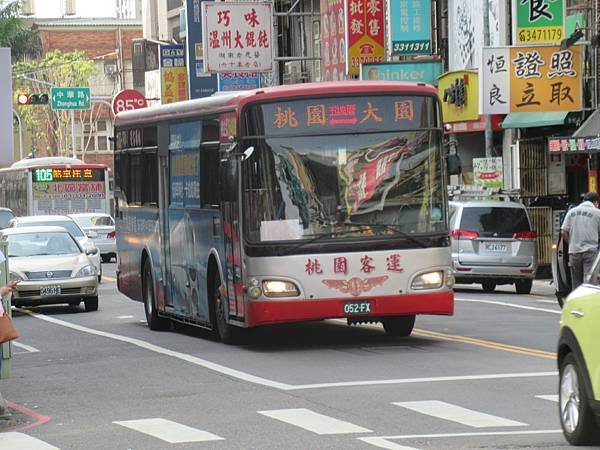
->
0;265;584;449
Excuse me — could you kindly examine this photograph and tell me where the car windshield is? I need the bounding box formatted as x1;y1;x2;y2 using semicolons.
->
5;232;81;257
242;131;446;242
17;220;85;238
459;207;531;238
0;210;15;228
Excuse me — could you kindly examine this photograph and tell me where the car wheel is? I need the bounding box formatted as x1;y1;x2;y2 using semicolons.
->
211;271;240;344
143;260;170;331
482;281;496;293
382;315;415;337
559;353;600;445
84;296;98;312
69;301;81;307
515;279;532;295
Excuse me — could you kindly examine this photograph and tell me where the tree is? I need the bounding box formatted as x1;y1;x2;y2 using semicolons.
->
0;0;41;61
13;50;99;156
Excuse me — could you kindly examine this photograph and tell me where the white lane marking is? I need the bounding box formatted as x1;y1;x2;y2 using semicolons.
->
288;371;557;390
20;310;557;391
359;437;421;449
114;418;224;443
455;297;561;314
359;437;421;450
258;408;372;435
358;429;562;442
116;315;134;319
0;432;59;449
393;401;527;428
536;299;558;304
12;341;40;353
536;394;559;402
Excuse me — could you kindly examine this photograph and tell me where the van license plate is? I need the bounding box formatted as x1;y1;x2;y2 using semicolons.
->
343;301;372;315
485;242;507;252
40;286;61;296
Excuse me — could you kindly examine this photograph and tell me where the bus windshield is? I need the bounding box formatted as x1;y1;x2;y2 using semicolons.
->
242;129;446;243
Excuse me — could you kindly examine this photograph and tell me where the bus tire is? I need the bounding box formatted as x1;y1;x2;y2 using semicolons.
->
382;315;415;337
143;260;170;331
211;271;240;345
84;296;98;312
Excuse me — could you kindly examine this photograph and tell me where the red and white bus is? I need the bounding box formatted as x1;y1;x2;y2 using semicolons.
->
0;157;111;217
114;81;454;343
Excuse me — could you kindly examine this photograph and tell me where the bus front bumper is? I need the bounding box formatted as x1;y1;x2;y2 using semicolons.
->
245;290;454;327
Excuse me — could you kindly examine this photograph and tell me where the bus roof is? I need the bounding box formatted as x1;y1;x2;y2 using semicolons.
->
114;80;438;127
0;156;109;172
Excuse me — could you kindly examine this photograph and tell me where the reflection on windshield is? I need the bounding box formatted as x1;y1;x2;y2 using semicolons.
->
6;232;81;257
243;131;446;242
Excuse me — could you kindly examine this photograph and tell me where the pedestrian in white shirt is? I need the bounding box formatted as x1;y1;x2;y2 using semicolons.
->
561;192;600;290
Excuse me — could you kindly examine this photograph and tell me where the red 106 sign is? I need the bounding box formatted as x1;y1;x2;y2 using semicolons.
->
112;89;147;115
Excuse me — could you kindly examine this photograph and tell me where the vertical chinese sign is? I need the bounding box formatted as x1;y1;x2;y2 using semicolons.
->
513;0;565;45
481;45;581;114
159;44;188;104
346;0;385;76
202;2;273;72
320;0;347;81
185;0;217;98
389;0;431;56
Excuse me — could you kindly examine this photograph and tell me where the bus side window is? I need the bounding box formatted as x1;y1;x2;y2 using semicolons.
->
200;119;220;208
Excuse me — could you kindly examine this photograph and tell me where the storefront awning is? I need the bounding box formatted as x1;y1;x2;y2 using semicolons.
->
573;109;600;138
501;111;570;129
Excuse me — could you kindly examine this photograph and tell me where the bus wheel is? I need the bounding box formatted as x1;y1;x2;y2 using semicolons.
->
212;272;239;345
143;260;169;331
382;315;415;337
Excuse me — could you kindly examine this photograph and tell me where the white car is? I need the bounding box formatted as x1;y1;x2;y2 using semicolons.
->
7;215;103;282
69;213;116;263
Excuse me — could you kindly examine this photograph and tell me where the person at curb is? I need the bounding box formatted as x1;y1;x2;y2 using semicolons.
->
561;191;600;290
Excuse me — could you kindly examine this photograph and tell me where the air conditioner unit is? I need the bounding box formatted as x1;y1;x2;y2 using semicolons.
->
104;63;118;77
22;0;35;16
283;61;306;84
64;0;76;16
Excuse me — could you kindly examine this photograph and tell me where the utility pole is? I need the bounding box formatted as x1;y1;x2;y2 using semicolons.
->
483;0;493;158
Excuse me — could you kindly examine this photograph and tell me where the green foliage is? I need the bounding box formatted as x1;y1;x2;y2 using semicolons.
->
0;1;41;61
13;50;99;156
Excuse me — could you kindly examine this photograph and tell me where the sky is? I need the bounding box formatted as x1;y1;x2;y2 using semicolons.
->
27;0;121;18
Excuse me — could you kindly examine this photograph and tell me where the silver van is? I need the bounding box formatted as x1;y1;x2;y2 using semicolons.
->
449;200;538;294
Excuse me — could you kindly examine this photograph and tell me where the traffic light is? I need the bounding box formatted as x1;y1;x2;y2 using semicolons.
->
17;93;49;105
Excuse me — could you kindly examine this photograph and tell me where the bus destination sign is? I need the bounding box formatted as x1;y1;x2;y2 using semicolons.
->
33;167;105;183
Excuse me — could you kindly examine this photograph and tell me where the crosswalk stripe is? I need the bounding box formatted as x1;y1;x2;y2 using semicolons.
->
536;394;559;402
359;436;421;449
393;401;527;428
113;418;224;443
258;408;372;435
0;432;59;450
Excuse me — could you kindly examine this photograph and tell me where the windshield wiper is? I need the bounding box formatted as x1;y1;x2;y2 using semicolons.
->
278;229;364;256
347;222;429;248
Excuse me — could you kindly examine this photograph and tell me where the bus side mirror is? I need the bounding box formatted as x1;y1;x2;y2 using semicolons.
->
446;153;462;176
219;159;238;202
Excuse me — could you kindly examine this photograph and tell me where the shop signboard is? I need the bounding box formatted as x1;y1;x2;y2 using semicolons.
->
346;0;385;76
513;0;565;45
218;72;260;91
389;0;431;56
360;60;442;84
320;0;347;81
473;157;503;188
160;44;188;104
202;2;274;72
185;0;218;98
438;70;479;123
481;45;581;114
548;136;600;153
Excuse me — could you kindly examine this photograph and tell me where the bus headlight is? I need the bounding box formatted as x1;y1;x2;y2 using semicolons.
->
262;280;300;297
411;271;444;290
445;269;455;289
